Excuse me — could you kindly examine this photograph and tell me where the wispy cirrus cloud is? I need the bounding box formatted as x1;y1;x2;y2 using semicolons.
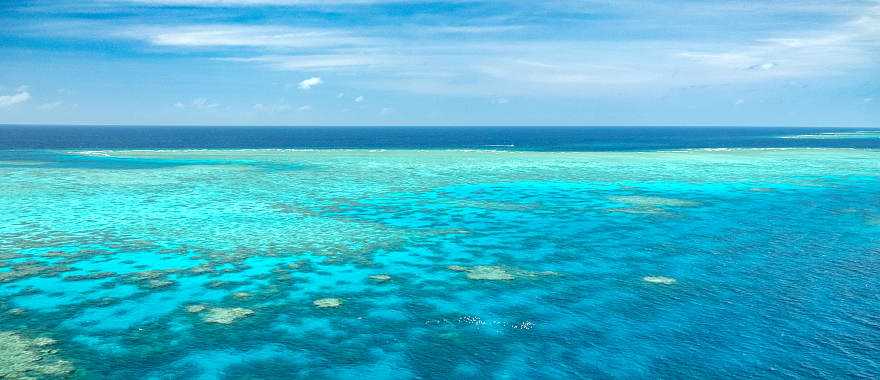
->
4;0;878;126
111;3;878;97
34;0;873;98
113;0;440;5
253;102;292;113
174;98;219;110
123;25;373;49
38;101;64;110
423;25;525;34
678;4;880;78
221;55;388;71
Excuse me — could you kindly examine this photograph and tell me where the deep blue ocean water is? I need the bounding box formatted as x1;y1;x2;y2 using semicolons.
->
2;125;880;150
0;126;879;379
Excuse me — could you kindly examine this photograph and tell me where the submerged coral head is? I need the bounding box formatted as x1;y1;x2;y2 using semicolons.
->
643;276;677;285
313;298;343;308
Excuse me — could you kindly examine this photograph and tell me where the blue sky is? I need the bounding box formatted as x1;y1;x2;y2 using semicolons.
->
0;0;878;126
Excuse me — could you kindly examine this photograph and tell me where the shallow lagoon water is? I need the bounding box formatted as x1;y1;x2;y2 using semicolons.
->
1;144;880;378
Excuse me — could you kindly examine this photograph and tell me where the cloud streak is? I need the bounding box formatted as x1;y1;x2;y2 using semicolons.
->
112;4;878;97
297;77;322;90
677;4;880;80
220;55;391;71
0;90;31;108
175;98;220;110
24;0;854;99
124;25;373;49
116;0;434;6
38;101;64;110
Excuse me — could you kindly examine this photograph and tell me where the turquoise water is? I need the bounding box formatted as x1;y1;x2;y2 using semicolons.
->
1;147;880;378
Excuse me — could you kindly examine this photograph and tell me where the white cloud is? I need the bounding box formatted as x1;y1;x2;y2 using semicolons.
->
43;1;880;100
220;55;387;71
126;25;372;49
677;4;880;79
354;95;364;103
678;52;757;68
121;0;422;5
380;107;393;115
0;90;31;108
297;105;312;111
747;62;777;71
38;101;64;110
298;77;322;90
425;25;525;34
175;98;219;110
192;98;218;109
477;55;660;88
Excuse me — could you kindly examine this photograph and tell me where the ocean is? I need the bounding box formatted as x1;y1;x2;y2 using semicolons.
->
3;125;880;150
0;126;879;378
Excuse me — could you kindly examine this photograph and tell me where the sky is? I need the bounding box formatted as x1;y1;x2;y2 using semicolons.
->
0;0;878;126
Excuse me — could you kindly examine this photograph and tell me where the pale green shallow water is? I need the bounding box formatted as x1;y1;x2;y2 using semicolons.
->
1;148;879;378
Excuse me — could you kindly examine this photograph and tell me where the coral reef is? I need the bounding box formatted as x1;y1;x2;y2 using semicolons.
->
465;266;515;281
31;337;57;347
207;280;229;289
185;304;206;313
189;264;215;274
148;279;175;288
0;264;71;283
643;276;677;285
368;274;392;283
286;260;308;270
0;331;74;378
313;298;343;308
607;206;667;215
232;292;251;300
448;265;558;281
128;270;167;281
202;307;255;324
609;195;698;208
63;271;116;281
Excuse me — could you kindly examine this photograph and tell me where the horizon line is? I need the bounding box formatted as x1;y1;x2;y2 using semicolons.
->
1;123;876;129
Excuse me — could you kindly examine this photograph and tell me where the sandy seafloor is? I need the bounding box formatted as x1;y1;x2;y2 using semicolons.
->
1;147;879;378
